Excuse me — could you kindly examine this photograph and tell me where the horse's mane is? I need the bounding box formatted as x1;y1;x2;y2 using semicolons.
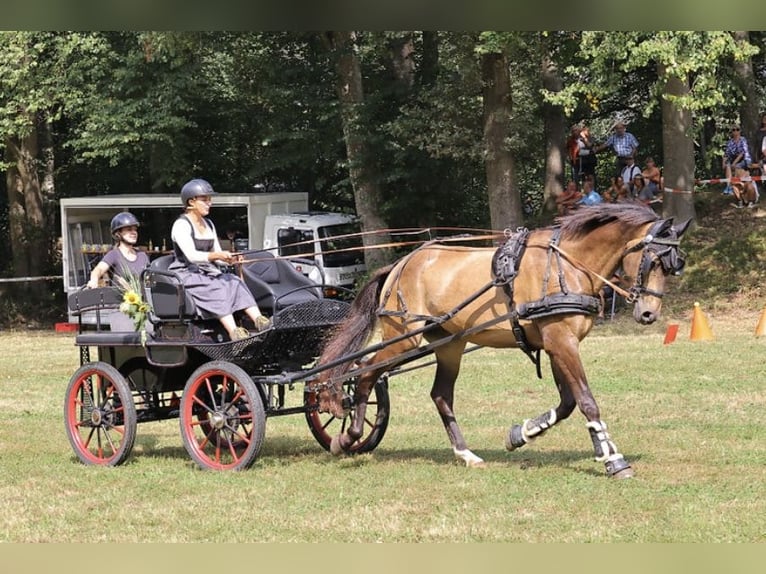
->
555;202;659;239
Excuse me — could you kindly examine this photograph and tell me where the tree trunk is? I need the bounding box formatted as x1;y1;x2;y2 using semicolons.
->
540;36;566;214
324;31;392;270
733;31;759;160
4;122;48;296
658;64;696;224
481;51;522;234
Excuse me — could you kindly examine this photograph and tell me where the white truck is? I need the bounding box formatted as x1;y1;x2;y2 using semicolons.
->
60;192;366;323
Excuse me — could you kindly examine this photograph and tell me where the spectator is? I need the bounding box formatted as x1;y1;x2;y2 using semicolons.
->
602;176;627;203
731;167;759;209
723;124;751;195
641;157;663;196
753;113;766;166
574;125;598;187
580;175;602;205
556;180;582;215
87;212;150;289
632;174;658;205
620;156;642;197
596;121;639;176
565;125;582;183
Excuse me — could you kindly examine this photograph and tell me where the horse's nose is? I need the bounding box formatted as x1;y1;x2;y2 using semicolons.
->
341;394;353;412
640;310;657;324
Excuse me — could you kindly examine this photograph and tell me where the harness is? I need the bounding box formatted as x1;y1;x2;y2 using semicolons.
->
492;219;686;377
492;227;600;377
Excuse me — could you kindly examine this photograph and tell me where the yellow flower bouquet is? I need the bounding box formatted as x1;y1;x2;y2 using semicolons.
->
113;269;151;345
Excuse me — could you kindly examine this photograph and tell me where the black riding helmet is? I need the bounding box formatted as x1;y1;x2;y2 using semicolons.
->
110;212;140;239
181;178;217;207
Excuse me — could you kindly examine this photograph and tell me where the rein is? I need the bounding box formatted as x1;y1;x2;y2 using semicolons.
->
233;232;503;265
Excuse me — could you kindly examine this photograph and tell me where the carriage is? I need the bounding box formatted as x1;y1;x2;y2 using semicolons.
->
64;204;689;477
64;251;390;471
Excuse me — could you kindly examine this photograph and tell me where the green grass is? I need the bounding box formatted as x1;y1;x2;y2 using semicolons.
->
1;317;765;542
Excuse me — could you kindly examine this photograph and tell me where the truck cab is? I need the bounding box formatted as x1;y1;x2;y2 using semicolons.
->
262;212;366;292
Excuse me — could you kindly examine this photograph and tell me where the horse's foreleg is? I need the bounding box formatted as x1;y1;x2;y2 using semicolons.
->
507;343;634;478
430;343;483;467
506;360;576;451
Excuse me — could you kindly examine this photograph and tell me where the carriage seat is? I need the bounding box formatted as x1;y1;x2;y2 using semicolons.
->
144;254;199;321
241;251;322;315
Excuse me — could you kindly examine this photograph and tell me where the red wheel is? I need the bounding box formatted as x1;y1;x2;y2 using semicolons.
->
180;361;265;471
64;362;137;466
305;376;390;454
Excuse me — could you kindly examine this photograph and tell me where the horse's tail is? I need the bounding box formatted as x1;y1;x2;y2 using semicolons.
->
318;263;395;380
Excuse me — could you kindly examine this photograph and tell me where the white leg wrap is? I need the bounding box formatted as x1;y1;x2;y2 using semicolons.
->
522;408;558;442
586;420;619;462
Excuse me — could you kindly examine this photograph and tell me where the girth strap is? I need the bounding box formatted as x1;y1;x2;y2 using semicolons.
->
491;228;541;376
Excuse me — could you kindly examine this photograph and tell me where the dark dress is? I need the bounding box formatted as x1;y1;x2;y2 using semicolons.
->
169;215;257;320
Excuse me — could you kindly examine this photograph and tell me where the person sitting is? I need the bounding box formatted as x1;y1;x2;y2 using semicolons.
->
633;174;657;204
641;157;663;196
556;180;582;215
731;167;759;208
723;125;751;195
602;175;628;203
620;157;642;197
169;178;271;340
579;174;602;205
87;212;150;288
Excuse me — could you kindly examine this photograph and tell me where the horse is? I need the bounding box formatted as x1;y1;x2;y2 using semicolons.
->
311;203;689;478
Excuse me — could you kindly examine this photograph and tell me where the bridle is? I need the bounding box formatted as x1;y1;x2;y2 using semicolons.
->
549;218;687;305
618;219;687;303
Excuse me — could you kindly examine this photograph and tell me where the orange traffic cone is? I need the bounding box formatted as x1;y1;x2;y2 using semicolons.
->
690;302;714;341
755;307;766;337
663;323;679;345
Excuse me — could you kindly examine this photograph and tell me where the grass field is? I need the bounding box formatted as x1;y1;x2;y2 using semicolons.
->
1;302;765;542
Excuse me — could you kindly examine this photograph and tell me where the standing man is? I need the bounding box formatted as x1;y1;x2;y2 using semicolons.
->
596;121;639;177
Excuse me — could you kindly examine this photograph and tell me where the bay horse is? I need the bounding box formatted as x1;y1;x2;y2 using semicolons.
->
312;203;689;478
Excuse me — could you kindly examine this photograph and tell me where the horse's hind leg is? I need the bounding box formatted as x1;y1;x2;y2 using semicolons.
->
429;341;484;467
507;343;634;479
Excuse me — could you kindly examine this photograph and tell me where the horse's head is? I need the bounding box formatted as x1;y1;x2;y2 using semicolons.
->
620;217;690;325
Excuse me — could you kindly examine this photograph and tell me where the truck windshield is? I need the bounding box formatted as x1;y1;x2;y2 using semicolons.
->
319;223;364;267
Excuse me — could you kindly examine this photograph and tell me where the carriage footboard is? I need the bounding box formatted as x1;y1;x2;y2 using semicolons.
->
190;299;350;368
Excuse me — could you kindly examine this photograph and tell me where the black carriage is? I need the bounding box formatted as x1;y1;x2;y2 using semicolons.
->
64;253;390;470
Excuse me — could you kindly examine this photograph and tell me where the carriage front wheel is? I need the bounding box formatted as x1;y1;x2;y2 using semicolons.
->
179;360;266;471
64;362;137;466
304;375;390;454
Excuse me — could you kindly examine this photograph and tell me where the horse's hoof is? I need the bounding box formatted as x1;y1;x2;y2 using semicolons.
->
505;424;526;451
466;459;487;469
605;456;634;479
610;467;635;479
330;434;345;456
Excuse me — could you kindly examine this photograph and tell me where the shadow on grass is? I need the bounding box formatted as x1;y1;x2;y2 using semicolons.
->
87;432;643;477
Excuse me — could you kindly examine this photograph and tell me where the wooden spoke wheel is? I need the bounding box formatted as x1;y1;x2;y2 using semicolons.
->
304;376;390;454
180;361;266;471
64;362;137;466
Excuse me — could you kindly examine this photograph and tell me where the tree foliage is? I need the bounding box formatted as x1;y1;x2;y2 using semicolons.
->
1;30;765;290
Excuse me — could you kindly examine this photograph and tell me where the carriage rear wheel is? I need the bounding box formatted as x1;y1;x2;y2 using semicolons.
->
64;362;137;466
304;376;390;454
179;361;266;471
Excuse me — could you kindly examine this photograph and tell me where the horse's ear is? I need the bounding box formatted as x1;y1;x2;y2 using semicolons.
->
673;218;693;238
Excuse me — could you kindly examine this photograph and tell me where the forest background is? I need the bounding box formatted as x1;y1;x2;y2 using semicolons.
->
1;31;765;325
